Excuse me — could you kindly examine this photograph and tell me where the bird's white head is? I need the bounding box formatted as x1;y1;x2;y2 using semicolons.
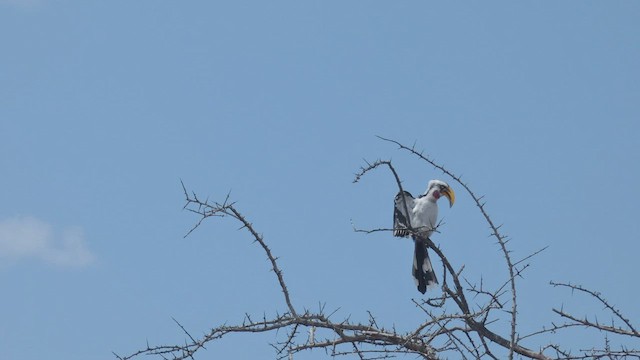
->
426;180;456;207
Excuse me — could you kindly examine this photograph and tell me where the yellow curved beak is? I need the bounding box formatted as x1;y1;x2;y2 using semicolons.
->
442;187;456;207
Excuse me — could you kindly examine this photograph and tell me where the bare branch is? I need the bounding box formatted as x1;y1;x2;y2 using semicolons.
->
376;135;520;360
352;148;549;360
121;140;637;360
119;181;444;360
545;281;640;347
550;281;639;337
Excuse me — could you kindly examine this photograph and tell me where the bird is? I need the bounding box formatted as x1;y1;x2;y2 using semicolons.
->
393;180;455;294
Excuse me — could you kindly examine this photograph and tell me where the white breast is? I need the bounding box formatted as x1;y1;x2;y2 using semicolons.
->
411;197;438;237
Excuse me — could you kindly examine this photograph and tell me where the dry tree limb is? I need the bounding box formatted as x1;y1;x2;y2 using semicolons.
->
375;135;520;360
116;179;441;360
117;138;636;360
550;281;639;338
352;150;549;360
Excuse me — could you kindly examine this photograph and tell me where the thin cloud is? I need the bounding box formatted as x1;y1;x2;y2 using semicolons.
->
0;216;95;267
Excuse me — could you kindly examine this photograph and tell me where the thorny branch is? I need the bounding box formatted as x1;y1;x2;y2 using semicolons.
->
117;138;637;360
115;179;439;360
374;135;520;360
353;157;547;360
550;281;639;337
521;281;640;359
352;137;638;359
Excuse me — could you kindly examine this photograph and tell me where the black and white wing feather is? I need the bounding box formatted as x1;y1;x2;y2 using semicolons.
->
393;191;415;237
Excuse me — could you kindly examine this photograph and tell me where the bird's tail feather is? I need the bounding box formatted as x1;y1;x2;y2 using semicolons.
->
412;237;438;294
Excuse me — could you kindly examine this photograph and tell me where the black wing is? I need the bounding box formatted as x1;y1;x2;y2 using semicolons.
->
393;190;414;237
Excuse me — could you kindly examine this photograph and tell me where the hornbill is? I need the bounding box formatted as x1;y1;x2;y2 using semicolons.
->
393;180;455;294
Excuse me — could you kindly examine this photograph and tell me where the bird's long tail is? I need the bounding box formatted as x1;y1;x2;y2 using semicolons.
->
413;236;438;294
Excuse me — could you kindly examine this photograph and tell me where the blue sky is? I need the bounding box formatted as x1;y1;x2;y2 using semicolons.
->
1;1;639;359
